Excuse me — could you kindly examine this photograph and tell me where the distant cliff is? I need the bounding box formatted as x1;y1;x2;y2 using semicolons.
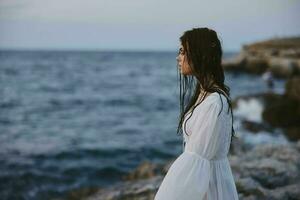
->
222;37;300;78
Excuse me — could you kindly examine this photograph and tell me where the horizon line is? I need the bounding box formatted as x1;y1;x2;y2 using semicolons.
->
0;47;240;53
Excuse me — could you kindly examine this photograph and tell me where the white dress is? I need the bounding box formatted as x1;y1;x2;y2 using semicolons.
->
154;92;239;200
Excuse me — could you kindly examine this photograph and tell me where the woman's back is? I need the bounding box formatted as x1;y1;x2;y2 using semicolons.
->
183;92;232;159
155;27;239;200
154;92;239;200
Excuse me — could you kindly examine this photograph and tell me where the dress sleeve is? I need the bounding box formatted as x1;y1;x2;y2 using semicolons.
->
185;98;222;160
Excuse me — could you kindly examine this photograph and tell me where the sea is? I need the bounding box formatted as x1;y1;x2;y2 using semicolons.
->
0;50;288;200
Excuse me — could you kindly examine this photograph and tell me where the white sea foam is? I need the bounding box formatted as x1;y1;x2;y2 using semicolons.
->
241;129;289;146
234;98;263;122
233;97;289;146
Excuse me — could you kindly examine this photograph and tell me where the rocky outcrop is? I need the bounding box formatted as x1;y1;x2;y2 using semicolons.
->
123;161;165;181
230;75;300;141
59;74;300;200
285;76;300;101
222;37;300;78
234;141;300;200
262;76;300;140
60;141;300;200
84;176;162;200
241;120;273;133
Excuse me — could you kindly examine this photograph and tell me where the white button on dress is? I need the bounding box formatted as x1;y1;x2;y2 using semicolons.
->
154;92;239;200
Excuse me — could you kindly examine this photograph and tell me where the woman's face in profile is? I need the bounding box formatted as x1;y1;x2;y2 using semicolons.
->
176;44;193;75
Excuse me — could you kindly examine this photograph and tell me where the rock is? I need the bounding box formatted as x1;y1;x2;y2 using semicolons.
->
66;142;300;200
161;160;174;174
241;120;273;133
123;161;162;181
122;159;176;182
232;90;300;140
84;176;163;200
229;137;250;155
279;49;300;58
222;51;246;71
296;140;300;150
241;195;263;200
235;177;264;197
285;76;300;101
284;127;300;141
261;76;300;140
249;143;300;164
222;37;300;78
244;57;269;74
243;158;297;188
63;187;99;200
243;37;300;51
232;143;300;200
263;183;300;200
267;57;300;78
262;95;299;127
236;144;300;187
222;56;244;71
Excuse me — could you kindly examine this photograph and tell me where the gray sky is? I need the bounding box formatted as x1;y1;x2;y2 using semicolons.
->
0;0;300;51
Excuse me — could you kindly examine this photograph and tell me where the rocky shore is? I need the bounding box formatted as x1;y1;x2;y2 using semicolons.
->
231;76;300;142
61;141;300;200
59;38;300;200
60;77;300;200
222;37;300;78
262;76;300;141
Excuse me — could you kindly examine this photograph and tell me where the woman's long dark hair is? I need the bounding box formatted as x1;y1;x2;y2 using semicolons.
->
176;27;236;146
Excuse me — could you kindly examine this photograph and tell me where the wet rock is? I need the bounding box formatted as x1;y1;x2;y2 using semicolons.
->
222;56;244;72
262;76;300;140
232;143;300;200
63;187;99;200
243;158;297;188
236;144;300;185
84;176;162;200
284;127;300;141
67;142;300;200
241;120;273;133
267;57;299;78
123;161;163;181
222;37;300;78
262;95;299;127
285;76;300;101
244;57;269;74
122;159;175;182
263;183;300;200
231;89;300;140
235;177;264;197
229;136;250;155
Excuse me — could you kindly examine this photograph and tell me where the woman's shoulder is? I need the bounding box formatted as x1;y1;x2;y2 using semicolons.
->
200;92;228;111
203;92;222;104
186;92;230;124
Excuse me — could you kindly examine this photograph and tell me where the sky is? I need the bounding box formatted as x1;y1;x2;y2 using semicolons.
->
0;0;300;51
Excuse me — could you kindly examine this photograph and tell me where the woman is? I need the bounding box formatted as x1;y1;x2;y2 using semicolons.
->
154;28;239;200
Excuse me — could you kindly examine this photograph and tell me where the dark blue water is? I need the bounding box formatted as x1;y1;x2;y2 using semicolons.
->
0;50;285;200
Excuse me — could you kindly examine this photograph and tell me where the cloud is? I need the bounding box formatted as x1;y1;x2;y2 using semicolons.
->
0;0;298;24
0;0;32;11
0;0;299;50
